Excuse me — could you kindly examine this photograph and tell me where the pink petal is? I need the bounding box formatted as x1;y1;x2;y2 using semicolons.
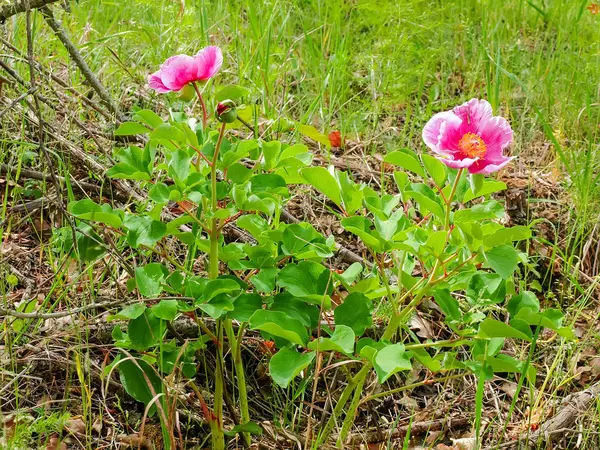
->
422;111;462;157
467;156;515;174
159;54;198;91
148;70;171;93
453;99;494;131
195;46;223;80
478;115;513;159
437;156;479;169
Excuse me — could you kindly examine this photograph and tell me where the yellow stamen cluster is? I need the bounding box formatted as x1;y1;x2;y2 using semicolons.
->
458;132;487;159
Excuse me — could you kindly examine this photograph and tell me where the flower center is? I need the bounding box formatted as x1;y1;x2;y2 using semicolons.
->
458;132;487;159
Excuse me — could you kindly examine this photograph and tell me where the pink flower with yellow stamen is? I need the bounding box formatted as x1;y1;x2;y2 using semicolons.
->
422;99;514;174
148;46;223;94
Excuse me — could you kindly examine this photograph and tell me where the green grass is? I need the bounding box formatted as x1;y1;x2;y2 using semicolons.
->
2;1;600;448
8;0;598;209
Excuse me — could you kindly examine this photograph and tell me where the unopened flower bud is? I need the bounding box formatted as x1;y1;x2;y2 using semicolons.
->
178;84;195;102
216;100;238;123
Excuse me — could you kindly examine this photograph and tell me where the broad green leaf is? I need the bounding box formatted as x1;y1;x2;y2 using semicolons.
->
228;294;263;322
215;85;251;102
199;296;234;319
422;154;447;186
151;123;186;143
485;244;519;279
468;173;485;197
479;318;532;342
463;180;507;203
128;309;164;349
124;215;167;248
148;183;171;204
118;357;164;416
269;348;315;387
201;278;242;302
276;261;333;307
249;268;277;293
507;291;539;317
282;223;332;259
248;310;308;345
433;289;461;321
307;325;355;355
333;293;373;336
114;122;151;136
224;422;263;437
454;200;504;223
484;226;531;248
337;170;364;214
407;190;445;220
135;263;168;297
374;343;412;383
169;149;192;182
133;109;163;128
69;199;123;228
107;146;152;181
270;293;319;328
384;150;426;177
341;216;384;251
297;124;330;147
262;140;282;170
151;300;178;320
108;303;146;321
301;166;342;208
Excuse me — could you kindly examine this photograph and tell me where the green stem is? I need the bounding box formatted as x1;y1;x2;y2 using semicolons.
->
192;81;209;130
225;319;251;447
209;122;227;450
211;320;225;450
320;168;467;445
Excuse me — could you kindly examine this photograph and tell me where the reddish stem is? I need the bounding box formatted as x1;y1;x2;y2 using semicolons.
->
192;82;208;129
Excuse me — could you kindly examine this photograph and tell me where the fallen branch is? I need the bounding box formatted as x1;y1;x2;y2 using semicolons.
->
484;380;600;449
0;0;60;21
347;416;470;445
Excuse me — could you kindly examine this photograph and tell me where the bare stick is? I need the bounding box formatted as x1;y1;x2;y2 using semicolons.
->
40;5;122;120
0;0;60;21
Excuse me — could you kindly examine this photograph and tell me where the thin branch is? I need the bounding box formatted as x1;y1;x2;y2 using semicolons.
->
0;0;60;21
40;5;122;120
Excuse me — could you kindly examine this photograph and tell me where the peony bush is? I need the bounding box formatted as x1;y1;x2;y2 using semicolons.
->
64;46;572;448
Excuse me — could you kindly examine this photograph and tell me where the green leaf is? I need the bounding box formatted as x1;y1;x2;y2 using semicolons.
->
201;278;242;302
108;303;146;321
297;124;330;147
374;343;412;383
407;190;445;220
341;216;384;251
149;182;171;204
135;263;168;297
463;180;507;203
485;244;519;279
433;289;461;321
151;123;186;143
169;149;192;182
228;294;263;322
118;357;164;416
469;173;485;197
454;200;504;223
69;199;123;227
128;309;164;349
276;261;333;307
333;293;373;336
484;226;531;248
384;149;426;177
301;166;342;208
107;146;152;181
307;325;355;355
133;109;163;128
261;140;282;170
507;291;539;317
199;296;235;319
479;318;532;341
124;215;167;248
282;223;332;259
215;85;251;102
248;310;308;345
151;300;178;320
249;268;277;293
224;422;263;437
422;154;447;186
114;122;151;136
269;348;315;388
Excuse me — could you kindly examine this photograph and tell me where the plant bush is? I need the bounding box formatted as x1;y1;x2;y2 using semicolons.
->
62;46;572;449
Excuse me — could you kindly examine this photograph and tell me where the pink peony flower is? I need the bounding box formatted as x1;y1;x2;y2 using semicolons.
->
148;46;223;93
422;99;514;174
